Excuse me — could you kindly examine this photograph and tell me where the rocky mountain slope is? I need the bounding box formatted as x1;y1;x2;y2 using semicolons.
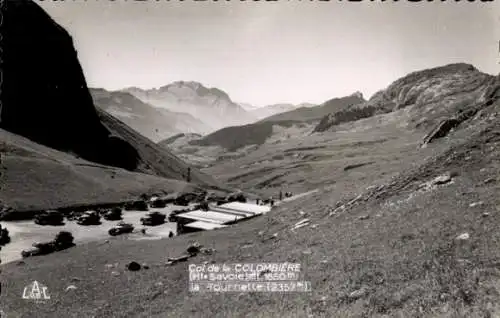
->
314;64;493;133
0;0;223;213
90;88;211;142
123;82;255;131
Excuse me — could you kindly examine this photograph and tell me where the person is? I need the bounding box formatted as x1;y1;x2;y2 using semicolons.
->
168;231;174;238
256;198;260;205
270;197;274;207
279;191;283;201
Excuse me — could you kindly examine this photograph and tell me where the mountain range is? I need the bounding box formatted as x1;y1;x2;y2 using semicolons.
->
90;88;211;142
122;82;255;131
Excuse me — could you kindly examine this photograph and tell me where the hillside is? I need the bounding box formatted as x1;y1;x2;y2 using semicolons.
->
90;88;211;142
249;103;315;121
4;71;500;317
314;64;493;133
123;81;256;131
0;0;223;213
0;128;206;213
157;133;203;147
258;92;365;123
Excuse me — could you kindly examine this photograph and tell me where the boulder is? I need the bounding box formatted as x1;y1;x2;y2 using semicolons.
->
127;261;141;271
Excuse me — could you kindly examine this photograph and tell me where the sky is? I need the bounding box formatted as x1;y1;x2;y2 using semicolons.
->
37;0;500;107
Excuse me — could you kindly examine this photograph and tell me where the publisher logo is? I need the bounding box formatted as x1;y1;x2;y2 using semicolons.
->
22;281;50;302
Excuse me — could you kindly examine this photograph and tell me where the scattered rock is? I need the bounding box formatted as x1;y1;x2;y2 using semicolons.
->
111;271;120;276
65;285;77;291
456;233;470;241
142;263;150;270
432;173;453;185
127;261;141;271
292;219;310;231
482;212;490;217
484;177;496;184
359;215;370;220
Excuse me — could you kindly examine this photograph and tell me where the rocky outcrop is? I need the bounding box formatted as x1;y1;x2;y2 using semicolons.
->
314;63;494;133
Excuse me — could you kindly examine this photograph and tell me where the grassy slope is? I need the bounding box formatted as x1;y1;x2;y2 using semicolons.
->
258;95;365;124
0;128;214;213
3;93;499;318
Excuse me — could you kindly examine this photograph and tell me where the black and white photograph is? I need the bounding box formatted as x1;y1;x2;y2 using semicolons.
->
0;0;499;316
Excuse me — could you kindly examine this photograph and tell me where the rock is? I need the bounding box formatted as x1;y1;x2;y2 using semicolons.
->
127;261;141;271
359;215;370;220
348;287;368;300
456;233;470;241
482;212;490;217
111;271;120;276
142;264;150;270
65;285;77;291
469;201;484;208
484;177;496;184
432;174;453;185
